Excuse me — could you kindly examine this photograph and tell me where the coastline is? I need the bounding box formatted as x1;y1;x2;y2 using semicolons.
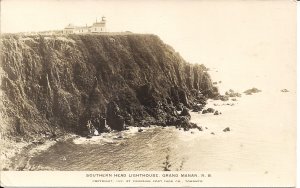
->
1;104;224;171
1;134;75;171
1;88;265;171
1;126;160;171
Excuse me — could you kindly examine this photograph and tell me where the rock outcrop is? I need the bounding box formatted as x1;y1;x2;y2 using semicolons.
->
225;89;241;98
244;88;261;95
281;89;289;93
223;127;231;132
202;107;215;114
0;34;218;137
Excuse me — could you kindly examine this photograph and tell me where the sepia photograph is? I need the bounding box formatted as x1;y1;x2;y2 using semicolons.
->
0;0;297;187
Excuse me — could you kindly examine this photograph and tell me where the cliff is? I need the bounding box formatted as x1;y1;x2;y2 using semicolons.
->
0;34;218;138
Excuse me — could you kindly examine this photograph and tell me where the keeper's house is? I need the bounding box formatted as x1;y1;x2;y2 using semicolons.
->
63;16;107;34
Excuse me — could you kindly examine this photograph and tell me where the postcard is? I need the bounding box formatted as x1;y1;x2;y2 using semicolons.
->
0;0;296;187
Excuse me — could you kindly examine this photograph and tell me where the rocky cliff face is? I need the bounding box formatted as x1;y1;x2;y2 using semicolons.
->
0;34;218;138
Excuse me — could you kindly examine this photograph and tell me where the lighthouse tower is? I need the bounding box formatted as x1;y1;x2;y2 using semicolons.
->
90;16;106;33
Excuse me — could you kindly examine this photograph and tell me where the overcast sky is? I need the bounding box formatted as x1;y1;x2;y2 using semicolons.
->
1;0;296;92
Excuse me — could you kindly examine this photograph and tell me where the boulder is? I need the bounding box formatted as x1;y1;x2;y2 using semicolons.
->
213;111;219;115
124;114;135;126
196;95;207;105
225;89;242;98
180;107;190;117
189;122;198;129
166;116;177;126
206;108;215;113
197;126;203;131
223;127;230;132
218;95;229;101
176;116;190;129
192;104;203;112
244;88;261;95
281;89;289;92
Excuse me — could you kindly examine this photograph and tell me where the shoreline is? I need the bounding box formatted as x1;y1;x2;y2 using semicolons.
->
1;134;75;171
1;88;250;171
1;124;202;171
1;126;158;171
1;118;217;171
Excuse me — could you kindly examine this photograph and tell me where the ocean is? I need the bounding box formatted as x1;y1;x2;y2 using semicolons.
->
26;84;296;185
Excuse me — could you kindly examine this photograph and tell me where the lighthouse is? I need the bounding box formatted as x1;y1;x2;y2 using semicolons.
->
90;16;106;33
63;16;107;34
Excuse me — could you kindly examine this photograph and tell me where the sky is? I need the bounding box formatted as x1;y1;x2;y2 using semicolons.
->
1;0;296;92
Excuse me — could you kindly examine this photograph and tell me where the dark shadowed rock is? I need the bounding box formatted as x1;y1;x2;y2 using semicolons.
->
218;95;229;101
180;107;190;117
136;84;158;108
225;89;241;98
0;34;218;138
176;116;190;129
189;122;198;129
166;116;178;126
281;89;289;92
192;104;203;112
124;113;135;126
213;110;219;115
244;88;261;95
106;102;125;131
223;127;230;132
197;126;203;131
206;108;215;113
178;90;189;107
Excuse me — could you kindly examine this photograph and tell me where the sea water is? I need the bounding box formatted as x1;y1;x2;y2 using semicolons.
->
27;86;295;185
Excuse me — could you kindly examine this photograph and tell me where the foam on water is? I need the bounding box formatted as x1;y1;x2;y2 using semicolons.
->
73;126;156;145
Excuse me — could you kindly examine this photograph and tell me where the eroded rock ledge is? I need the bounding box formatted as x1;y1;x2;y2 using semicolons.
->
0;34;218;138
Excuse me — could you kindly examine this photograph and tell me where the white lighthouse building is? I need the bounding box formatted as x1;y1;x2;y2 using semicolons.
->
63;16;107;34
90;16;106;33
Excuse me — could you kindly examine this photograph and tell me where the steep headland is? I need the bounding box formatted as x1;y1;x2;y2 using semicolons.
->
0;34;218;140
